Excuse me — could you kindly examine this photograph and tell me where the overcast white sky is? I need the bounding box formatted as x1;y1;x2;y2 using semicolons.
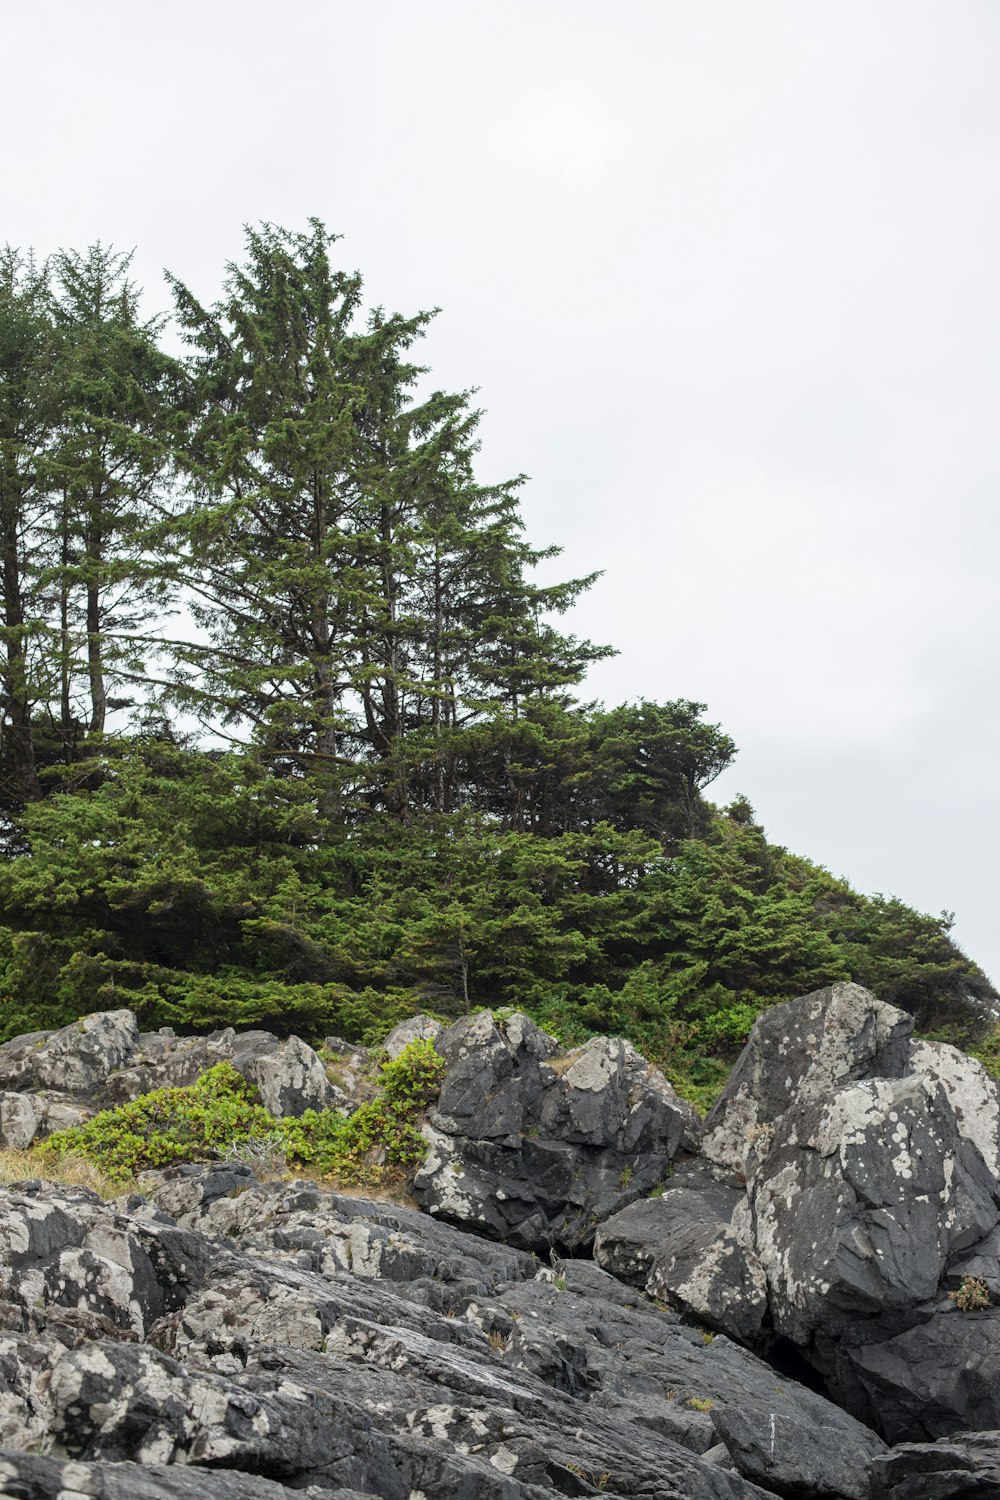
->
5;0;999;981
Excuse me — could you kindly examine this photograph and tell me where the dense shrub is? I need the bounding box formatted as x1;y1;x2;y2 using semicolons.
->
40;1039;445;1187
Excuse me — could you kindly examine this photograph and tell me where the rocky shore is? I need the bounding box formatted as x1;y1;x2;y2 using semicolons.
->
1;982;999;1498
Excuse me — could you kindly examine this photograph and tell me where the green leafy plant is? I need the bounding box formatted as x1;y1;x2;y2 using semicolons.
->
40;1040;444;1188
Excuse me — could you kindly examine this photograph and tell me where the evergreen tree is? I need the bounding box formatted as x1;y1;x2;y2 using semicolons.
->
166;221;606;814
46;245;178;743
0;249;59;809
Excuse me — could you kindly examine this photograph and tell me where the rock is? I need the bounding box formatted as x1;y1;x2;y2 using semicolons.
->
0;1012;140;1098
0;1091;90;1149
828;1308;1000;1443
382;1012;444;1058
908;1038;1000;1177
701;982;913;1173
594;1172;743;1285
103;1026;339;1118
686;985;1000;1443
869;1431;1000;1499
0;1092;44;1150
0;1030;52;1090
104;1028;241;1102
413;1011;695;1251
749;1072;998;1346
711;1403;881;1500
0;1164;888;1498
645;1210;767;1343
594;1172;767;1341
240;1033;337;1117
0;1449;360;1499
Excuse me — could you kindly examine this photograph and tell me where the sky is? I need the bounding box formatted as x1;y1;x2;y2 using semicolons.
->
5;0;1000;981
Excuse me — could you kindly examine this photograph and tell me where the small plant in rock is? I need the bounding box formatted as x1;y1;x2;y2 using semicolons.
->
950;1275;991;1311
688;1395;714;1411
564;1463;611;1489
222;1131;288;1178
487;1329;510;1353
619;1164;633;1187
745;1121;775;1150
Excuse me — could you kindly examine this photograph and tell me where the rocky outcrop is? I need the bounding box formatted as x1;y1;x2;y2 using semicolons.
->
412;1011;696;1251
6;987;1000;1491
664;983;1000;1443
0;1166;888;1499
869;1431;1000;1498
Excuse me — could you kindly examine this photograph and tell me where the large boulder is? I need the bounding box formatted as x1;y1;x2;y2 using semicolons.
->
412;1011;696;1250
0;1010;140;1097
677;984;1000;1441
700;982;913;1173
235;1033;339;1117
870;1431;1000;1499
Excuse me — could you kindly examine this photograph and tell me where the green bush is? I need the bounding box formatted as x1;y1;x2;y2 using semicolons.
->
40;1039;445;1187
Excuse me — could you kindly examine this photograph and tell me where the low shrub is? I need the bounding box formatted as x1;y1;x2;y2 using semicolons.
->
40;1039;445;1188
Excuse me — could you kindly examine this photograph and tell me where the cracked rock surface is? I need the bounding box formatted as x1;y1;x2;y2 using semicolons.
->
6;988;1000;1495
0;1166;885;1500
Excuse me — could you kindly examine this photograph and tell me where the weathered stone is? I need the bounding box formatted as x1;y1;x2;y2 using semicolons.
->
594;1175;743;1286
414;1011;695;1251
710;1403;882;1500
829;1308;1000;1443
0;1164;888;1498
749;1073;998;1346
0;1031;52;1090
382;1012;445;1058
0;1449;358;1500
701;982;913;1173
869;1430;1000;1499
0;1091;44;1150
33;1010;140;1094
104;1029;239;1102
908;1037;1000;1177
241;1033;336;1117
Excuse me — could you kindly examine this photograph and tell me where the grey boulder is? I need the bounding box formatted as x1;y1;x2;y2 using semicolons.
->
412;1011;695;1250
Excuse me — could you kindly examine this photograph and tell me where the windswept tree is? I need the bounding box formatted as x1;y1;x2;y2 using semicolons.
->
166;221;606;815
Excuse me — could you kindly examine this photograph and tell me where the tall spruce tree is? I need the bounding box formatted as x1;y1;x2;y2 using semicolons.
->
46;245;178;744
167;221;606;815
0;250;59;809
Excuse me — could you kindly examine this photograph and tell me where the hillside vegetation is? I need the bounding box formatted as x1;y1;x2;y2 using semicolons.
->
0;224;993;1106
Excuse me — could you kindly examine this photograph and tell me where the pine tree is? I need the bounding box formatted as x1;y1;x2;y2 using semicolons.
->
167;221;606;815
46;244;179;744
0;249;59;808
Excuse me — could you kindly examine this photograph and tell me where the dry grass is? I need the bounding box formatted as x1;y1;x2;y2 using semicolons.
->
0;1147;135;1199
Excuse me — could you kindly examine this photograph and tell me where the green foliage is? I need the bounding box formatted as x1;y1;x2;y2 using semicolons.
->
40;1063;273;1182
41;1039;445;1187
0;222;993;1110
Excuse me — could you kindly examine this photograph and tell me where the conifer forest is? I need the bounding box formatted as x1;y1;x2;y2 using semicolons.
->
1;221;995;1106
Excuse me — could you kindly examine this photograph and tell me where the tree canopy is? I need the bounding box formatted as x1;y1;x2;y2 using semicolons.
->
0;222;993;1106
